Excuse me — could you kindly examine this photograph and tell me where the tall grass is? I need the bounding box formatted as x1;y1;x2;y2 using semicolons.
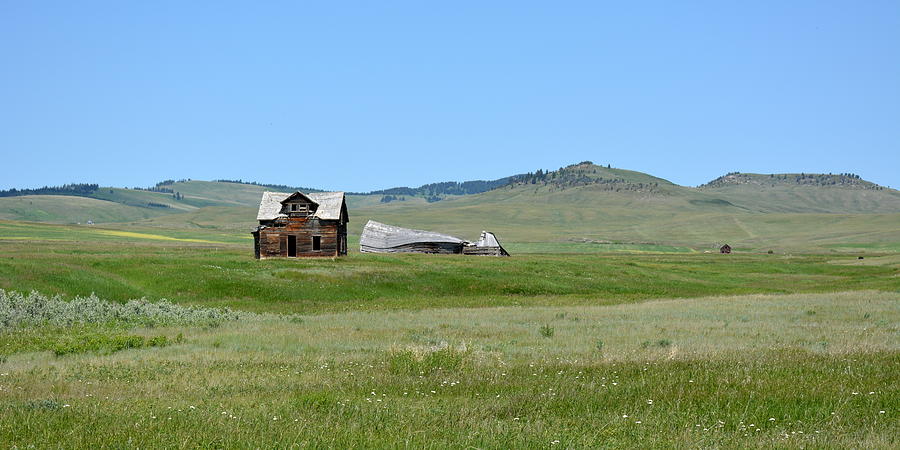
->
0;291;896;447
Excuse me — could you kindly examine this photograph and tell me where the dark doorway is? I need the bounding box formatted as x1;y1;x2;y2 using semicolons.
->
312;236;321;251
287;235;297;257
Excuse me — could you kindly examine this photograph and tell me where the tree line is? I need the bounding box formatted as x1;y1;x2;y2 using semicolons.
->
0;183;99;198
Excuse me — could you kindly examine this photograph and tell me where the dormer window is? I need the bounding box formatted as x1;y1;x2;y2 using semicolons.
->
286;202;312;215
278;192;320;217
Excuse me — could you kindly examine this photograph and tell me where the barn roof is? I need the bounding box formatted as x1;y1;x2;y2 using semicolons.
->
256;191;346;221
360;220;466;249
471;230;510;256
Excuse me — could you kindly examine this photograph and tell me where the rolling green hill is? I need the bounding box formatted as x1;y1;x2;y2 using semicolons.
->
0;195;175;223
697;172;900;214
163;180;271;207
351;186;900;252
0;182;263;224
349;163;900;252
2;162;899;252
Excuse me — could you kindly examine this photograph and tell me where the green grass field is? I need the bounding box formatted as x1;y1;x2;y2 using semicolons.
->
1;173;899;448
1;289;897;447
1;230;898;315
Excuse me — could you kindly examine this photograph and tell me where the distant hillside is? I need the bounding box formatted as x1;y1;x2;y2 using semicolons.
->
694;171;900;214
502;161;676;194
211;179;324;194
701;172;887;190
352;176;519;203
361;161;680;204
3;163;900;253
350;163;900;252
0;183;100;198
0;195;177;223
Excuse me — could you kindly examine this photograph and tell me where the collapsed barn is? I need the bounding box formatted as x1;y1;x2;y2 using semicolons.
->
464;231;511;256
360;220;509;256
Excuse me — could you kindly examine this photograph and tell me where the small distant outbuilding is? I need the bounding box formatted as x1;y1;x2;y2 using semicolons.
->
720;244;732;254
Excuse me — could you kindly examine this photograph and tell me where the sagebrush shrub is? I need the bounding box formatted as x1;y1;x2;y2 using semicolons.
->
0;289;255;330
388;344;468;375
539;324;554;338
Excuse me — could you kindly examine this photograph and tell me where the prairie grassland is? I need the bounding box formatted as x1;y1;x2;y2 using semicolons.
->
828;254;900;267
1;291;897;448
0;220;248;245
0;223;897;447
0;237;898;314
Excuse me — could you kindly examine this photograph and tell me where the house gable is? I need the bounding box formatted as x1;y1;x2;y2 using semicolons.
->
280;192;319;216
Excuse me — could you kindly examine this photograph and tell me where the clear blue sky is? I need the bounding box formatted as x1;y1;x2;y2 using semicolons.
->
2;1;899;191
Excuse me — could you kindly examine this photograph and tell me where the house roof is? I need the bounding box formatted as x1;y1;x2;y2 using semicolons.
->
360;220;466;249
256;191;346;221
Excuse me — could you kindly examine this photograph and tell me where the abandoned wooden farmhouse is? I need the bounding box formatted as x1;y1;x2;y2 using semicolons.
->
252;191;348;258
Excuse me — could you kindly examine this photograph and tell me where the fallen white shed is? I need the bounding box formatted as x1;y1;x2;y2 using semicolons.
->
359;220;510;256
463;231;510;256
360;220;467;254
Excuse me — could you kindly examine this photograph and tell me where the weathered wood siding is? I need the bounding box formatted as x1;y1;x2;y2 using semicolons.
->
360;241;464;254
462;246;508;256
258;217;341;258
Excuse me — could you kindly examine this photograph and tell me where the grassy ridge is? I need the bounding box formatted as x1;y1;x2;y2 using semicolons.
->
342;163;900;252
165;180;271;206
2;164;899;254
0;195;173;224
1;291;897;447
